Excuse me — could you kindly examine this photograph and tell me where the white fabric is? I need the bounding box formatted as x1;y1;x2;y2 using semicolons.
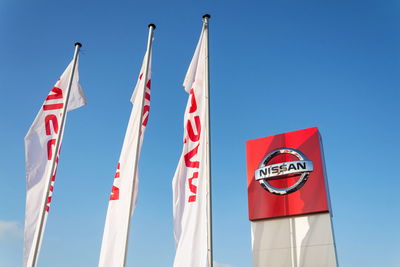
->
24;59;85;267
172;25;209;267
98;53;151;267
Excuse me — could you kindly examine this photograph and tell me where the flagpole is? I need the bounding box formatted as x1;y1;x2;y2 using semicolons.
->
202;14;213;267
122;23;155;267
29;42;82;267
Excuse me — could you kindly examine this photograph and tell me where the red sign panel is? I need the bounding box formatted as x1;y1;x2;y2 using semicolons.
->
246;127;330;221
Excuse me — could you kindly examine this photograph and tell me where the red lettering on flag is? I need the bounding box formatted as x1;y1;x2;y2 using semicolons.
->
43;103;64;111
46;155;59;212
184;144;200;168
184;88;202;202
110;163;121;200
142;105;150;127
187;116;201;142
47;139;56;160
45;114;59;135
110;186;120;201
189;89;197;113
46;87;63;100
188;172;199;202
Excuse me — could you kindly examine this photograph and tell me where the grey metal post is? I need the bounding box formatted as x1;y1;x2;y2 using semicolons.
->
202;14;213;267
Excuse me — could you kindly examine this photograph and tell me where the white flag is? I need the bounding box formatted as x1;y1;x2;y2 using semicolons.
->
24;59;86;267
98;52;152;267
172;25;209;267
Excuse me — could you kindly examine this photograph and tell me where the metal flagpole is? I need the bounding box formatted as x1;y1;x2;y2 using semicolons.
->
122;23;155;267
202;14;214;267
30;42;82;267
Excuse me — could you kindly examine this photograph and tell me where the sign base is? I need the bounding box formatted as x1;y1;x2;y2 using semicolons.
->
251;212;338;267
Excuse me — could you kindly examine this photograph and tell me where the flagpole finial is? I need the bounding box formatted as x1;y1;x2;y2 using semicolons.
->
74;42;82;48
148;24;156;29
202;14;211;19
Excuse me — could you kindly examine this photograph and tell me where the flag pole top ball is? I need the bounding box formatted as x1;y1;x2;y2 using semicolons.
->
74;42;82;48
148;24;156;29
202;14;211;19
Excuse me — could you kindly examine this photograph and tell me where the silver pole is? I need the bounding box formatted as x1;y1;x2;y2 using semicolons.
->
30;42;82;267
202;14;213;267
122;23;155;267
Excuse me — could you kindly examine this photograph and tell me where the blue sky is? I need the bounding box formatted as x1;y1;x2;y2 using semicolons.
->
1;0;399;266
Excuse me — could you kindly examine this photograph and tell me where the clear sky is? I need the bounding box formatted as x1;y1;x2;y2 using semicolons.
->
1;0;399;266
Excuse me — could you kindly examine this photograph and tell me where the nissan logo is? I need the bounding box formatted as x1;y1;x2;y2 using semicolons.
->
255;148;314;195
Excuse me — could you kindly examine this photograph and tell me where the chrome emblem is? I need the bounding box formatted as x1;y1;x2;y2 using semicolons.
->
255;148;314;195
